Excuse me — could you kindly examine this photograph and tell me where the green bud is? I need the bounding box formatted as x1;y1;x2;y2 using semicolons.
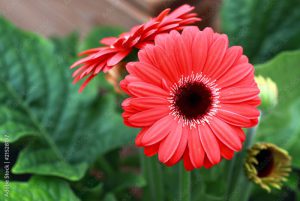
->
255;76;278;111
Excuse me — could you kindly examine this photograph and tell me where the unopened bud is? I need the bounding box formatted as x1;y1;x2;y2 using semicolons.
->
255;76;278;111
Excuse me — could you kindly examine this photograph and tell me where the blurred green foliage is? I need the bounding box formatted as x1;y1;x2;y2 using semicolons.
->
221;0;300;64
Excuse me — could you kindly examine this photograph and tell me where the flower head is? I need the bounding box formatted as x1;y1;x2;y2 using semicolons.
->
121;27;260;170
245;143;291;192
71;4;200;92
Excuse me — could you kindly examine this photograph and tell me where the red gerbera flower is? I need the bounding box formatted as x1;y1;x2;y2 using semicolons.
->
121;27;260;170
71;4;201;92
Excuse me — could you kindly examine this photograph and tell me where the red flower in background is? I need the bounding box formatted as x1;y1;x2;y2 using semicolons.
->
71;4;200;92
121;27;260;170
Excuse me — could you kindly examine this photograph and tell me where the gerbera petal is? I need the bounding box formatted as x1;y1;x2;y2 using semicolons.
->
217;103;260;128
126;62;169;86
220;87;260;103
107;49;131;67
70;48;113;68
234;55;248;65
100;37;117;45
203;155;214;169
153;46;179;82
144;143;159;157
155;8;171;21
168;4;194;18
218;141;235;160
141;115;174;146
138;47;154;64
158;122;183;163
79;74;96;93
120;75;142;95
183;149;194;171
170;30;192;76
202;27;214;46
182;26;199;50
188;127;205;168
210;46;243;79
166;126;188;166
217;108;258;128
135;128;148;147
78;47;104;56
129;97;169;110
217;63;254;88
202;35;228;76
128;107;169;127
209;117;242;151
236;129;246;143
120;79;130;95
158;23;180;32
198;124;221;165
221;104;260;118
192;31;208;72
127;82;169;97
154;33;168;49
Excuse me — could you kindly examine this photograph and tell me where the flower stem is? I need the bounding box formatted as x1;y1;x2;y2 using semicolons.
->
225;126;258;200
179;164;191;201
236;126;257;201
140;152;164;201
244;126;258;148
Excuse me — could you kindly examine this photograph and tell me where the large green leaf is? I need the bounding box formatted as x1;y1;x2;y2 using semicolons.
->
221;0;300;63
255;50;300;167
0;176;80;201
0;17;136;181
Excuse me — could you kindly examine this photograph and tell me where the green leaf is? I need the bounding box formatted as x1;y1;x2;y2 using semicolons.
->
255;50;300;167
0;102;39;143
221;0;300;63
0;17;136;181
0;176;80;201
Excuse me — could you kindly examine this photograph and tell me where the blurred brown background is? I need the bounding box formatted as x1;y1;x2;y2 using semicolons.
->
0;0;221;37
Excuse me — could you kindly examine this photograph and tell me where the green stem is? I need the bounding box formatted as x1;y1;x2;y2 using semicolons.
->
140;152;164;201
241;182;253;201
179;164;191;201
244;126;258;148
226;126;258;201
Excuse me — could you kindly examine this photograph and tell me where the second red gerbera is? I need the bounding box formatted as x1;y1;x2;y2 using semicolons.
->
71;4;200;92
121;27;260;170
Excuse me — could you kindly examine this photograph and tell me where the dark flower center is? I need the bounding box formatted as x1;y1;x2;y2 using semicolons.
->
174;82;212;120
254;149;274;178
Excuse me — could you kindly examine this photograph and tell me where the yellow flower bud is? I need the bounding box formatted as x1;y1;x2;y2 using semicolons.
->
245;143;291;192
